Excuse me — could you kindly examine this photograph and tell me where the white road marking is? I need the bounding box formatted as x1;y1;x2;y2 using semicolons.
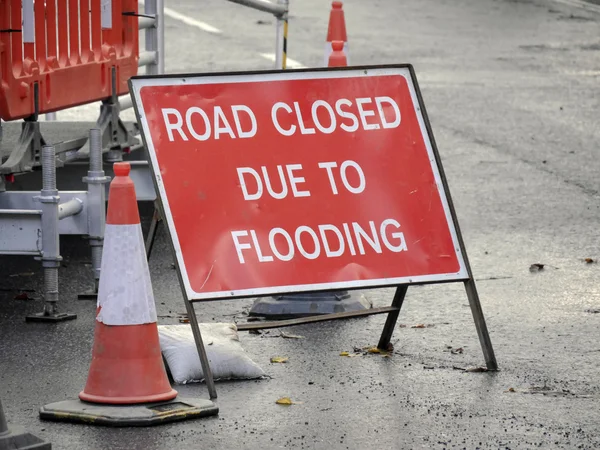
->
139;1;222;34
163;6;222;34
553;0;600;14
259;53;307;69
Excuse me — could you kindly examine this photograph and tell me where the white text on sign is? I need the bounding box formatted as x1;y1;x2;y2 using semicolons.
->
231;160;408;264
160;96;401;141
236;161;365;199
231;220;408;263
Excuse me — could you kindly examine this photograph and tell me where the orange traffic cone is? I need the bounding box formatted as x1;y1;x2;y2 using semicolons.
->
79;162;177;404
328;40;347;67
325;1;348;66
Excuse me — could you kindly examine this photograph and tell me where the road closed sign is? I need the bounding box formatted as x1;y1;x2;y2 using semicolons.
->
130;66;468;300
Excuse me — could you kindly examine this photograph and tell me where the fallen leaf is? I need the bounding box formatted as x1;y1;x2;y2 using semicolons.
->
385;342;394;352
506;387;516;393
450;347;464;355
529;263;545;272
584;258;595;264
275;397;303;405
367;347;382;354
465;367;488;373
270;357;289;363
178;318;190;323
280;331;305;339
412;324;426;329
339;351;350;357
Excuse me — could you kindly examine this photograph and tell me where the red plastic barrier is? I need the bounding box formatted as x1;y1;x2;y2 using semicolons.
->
0;0;139;121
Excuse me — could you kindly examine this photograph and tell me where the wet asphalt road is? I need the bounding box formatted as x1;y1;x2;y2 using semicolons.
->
2;0;600;448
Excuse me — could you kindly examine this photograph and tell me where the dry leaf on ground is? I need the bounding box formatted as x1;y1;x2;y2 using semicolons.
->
465;366;488;373
276;397;302;405
270;356;289;363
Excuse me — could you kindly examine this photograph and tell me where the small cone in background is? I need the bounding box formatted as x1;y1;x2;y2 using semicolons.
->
328;40;347;67
325;1;348;66
79;162;177;405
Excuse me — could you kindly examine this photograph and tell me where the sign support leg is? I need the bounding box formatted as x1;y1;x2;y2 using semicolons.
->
377;285;408;350
184;299;218;400
145;203;161;259
464;279;497;370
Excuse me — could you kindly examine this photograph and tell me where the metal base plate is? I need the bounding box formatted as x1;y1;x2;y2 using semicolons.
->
0;425;51;450
249;291;373;319
25;312;77;323
77;290;98;300
39;397;218;427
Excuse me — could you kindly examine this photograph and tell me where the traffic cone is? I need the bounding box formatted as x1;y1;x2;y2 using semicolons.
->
79;162;177;404
325;1;348;66
40;162;217;426
328;40;347;67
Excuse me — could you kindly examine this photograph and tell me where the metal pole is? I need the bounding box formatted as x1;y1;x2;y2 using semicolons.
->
226;0;286;16
40;145;60;317
275;19;283;69
377;285;408;350
145;0;164;75
274;0;288;69
79;128;110;300
26;145;76;322
184;300;218;400
464;278;498;370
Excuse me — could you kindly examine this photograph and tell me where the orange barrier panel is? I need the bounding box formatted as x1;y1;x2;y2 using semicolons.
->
0;0;139;121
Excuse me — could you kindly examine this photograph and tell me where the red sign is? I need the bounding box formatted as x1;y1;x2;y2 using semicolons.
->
131;67;467;300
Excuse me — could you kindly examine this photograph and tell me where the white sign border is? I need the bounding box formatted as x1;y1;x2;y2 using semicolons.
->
130;67;469;301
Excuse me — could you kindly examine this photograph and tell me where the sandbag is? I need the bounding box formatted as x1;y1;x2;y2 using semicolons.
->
158;323;265;384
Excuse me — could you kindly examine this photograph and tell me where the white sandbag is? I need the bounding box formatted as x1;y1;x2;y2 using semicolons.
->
158;323;265;384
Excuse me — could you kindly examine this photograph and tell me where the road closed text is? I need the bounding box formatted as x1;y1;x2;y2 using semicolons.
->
160;96;401;141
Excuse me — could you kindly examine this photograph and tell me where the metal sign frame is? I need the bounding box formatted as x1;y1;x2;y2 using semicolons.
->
129;65;497;401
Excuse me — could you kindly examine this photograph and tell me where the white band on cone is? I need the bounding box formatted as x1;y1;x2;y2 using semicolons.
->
96;224;158;326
